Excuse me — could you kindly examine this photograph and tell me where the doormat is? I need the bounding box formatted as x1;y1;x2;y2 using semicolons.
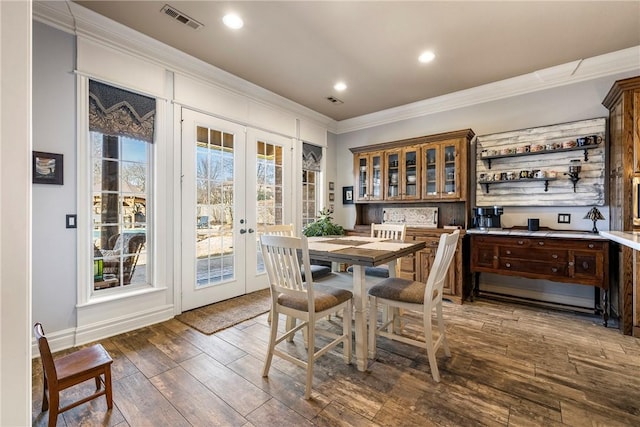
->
176;289;271;335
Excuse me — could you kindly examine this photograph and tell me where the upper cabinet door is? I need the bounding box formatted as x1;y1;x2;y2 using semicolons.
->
401;146;421;201
422;145;440;199
421;139;462;199
441;140;461;199
385;149;402;201
354;151;384;202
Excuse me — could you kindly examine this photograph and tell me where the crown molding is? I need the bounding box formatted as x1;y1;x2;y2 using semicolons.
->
33;1;337;133
335;46;640;134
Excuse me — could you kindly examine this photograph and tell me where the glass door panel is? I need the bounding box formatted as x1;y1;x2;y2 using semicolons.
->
423;146;438;198
386;151;401;199
181;109;246;311
370;153;383;200
356;155;368;200
442;142;459;198
403;147;420;200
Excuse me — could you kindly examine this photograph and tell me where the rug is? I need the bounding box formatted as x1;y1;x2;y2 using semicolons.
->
176;288;271;335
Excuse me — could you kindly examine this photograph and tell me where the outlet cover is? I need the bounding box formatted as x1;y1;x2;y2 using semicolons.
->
557;213;571;224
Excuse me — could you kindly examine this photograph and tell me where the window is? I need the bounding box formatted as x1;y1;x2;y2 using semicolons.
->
89;80;155;291
302;143;322;227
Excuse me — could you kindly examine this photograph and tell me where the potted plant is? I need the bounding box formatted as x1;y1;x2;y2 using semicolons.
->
302;208;344;237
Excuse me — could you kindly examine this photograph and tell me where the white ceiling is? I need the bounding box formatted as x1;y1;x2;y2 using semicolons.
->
74;1;640;121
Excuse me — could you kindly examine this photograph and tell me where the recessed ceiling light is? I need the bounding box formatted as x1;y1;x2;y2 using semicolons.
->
223;13;243;29
418;51;436;63
334;82;347;91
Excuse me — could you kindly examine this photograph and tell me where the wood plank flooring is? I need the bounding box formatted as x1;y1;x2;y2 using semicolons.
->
32;275;640;426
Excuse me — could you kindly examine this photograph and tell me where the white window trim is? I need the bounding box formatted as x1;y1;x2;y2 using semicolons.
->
76;75;165;307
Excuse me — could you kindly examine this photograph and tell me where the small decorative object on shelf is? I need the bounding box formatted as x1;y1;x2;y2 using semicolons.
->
584;206;605;233
565;159;581;192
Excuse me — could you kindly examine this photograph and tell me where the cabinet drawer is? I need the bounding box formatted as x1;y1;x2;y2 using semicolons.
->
499;247;568;262
499;259;568;277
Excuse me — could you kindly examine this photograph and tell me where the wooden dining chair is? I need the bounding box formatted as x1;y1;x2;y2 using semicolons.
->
368;229;460;382
33;322;114;427
260;234;353;399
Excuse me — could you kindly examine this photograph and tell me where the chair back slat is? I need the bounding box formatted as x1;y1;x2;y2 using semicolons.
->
371;223;406;241
262;223;295;236
424;230;460;303
34;322;58;386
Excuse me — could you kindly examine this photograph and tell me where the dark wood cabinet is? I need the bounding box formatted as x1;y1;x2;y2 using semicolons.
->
470;233;609;323
603;75;640;336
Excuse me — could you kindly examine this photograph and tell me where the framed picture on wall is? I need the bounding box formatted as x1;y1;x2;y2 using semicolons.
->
33;151;63;185
329;181;335;191
342;186;354;204
329;193;335;202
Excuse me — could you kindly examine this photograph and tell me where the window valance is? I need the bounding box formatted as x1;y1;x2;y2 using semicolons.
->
89;80;156;143
302;143;322;171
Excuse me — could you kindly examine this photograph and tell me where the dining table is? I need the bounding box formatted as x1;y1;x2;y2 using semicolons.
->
306;235;426;371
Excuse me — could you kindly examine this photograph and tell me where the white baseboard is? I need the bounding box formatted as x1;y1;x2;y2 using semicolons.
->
32;305;174;357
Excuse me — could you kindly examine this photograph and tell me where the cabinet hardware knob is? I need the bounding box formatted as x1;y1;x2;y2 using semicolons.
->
493;255;498;260
582;261;589;269
552;254;558;259
506;250;511;255
588;244;594;249
568;261;574;266
505;263;511;268
518;240;524;245
551;267;558;273
538;242;544;246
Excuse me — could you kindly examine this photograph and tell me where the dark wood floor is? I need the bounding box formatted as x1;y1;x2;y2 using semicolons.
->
32;275;640;426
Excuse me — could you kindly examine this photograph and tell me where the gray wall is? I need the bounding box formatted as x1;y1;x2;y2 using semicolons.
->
32;21;77;333
333;73;639;230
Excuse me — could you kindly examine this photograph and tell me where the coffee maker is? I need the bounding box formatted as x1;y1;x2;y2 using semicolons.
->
473;206;504;230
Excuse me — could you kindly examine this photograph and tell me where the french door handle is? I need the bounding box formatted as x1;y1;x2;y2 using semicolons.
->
248;228;255;234
239;229;247;234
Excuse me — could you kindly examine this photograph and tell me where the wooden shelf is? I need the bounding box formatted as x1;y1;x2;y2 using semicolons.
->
481;144;601;169
478;177;556;193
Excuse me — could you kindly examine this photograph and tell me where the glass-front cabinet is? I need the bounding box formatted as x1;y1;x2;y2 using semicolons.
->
422;139;461;200
354;151;383;202
384;146;421;201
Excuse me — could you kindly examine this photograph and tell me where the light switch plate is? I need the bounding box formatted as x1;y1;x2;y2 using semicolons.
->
66;214;77;228
557;213;571;224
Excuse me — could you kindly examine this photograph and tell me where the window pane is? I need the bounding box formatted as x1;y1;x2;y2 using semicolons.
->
92;132;149;291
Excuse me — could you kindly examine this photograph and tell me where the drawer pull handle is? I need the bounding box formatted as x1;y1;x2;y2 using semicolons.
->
568;261;574;266
518;240;524;245
552;254;558;259
506;250;511;255
505;263;511;268
588;244;594;249
493;255;498;260
551;267;558;273
538;241;544;246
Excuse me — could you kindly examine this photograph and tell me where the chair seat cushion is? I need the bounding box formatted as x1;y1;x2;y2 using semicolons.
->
278;284;352;312
301;264;332;281
368;277;425;304
346;265;390;278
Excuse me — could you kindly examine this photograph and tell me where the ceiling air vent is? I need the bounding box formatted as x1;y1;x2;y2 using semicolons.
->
326;96;344;105
161;4;203;30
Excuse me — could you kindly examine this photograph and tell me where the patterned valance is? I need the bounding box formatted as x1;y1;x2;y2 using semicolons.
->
89;80;156;143
302;143;322;171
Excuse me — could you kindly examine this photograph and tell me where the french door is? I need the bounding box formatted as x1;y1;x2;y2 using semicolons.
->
181;109;293;311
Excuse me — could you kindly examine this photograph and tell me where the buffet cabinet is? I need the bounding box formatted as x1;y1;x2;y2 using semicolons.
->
470;233;609;323
348;226;468;304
